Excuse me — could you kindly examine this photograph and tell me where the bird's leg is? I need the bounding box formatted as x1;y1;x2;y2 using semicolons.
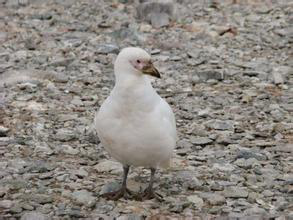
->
101;165;133;200
138;168;157;200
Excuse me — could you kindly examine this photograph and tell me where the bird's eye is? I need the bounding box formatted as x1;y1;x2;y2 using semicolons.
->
136;59;141;63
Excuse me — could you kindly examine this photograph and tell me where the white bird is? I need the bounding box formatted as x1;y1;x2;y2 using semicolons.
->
94;47;176;200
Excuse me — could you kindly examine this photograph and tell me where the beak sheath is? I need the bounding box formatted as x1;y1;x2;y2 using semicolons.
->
142;63;161;78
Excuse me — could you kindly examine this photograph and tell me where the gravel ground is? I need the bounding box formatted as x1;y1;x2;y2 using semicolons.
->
0;0;292;219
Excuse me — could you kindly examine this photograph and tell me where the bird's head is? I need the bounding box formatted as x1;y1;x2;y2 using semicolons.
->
114;47;161;79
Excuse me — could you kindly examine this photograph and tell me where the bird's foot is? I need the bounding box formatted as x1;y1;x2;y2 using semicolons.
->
101;187;133;200
135;187;158;201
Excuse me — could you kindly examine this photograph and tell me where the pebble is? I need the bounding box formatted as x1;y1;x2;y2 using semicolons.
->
21;211;49;220
187;195;204;209
190;137;213;146
223;186;249;198
94;160;122;174
71;190;95;207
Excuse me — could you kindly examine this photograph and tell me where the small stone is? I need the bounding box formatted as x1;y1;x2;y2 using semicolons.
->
73;168;88;178
213;163;235;172
136;0;174;27
223;186;249;198
205;120;234;131
151;12;170;28
187;195;204;209
197;70;224;81
199;192;225;205
0;125;9;136
72;190;95;207
21;211;49;220
10;205;23;213
0;200;13;209
190;137;213;146
94;160;122;174
236;149;267;161
100;182;120;195
26;194;53;204
234;158;259;169
55;129;76;142
117;214;144;220
61;145;79;155
272;71;284;85
96;44;119;54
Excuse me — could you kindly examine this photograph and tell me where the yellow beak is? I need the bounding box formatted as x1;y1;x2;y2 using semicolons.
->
142;63;161;78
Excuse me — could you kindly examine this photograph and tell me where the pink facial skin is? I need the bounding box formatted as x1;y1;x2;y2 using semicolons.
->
130;59;147;71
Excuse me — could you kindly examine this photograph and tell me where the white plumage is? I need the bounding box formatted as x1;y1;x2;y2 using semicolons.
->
94;47;176;200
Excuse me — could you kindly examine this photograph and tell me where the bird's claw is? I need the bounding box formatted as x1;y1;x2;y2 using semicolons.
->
101;188;134;200
134;187;158;201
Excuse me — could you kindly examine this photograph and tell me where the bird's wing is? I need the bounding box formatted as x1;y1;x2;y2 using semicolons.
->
155;97;177;142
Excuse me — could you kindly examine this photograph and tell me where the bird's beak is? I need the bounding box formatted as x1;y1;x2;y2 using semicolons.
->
142;62;161;78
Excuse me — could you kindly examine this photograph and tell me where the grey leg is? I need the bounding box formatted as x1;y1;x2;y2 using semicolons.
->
136;168;157;200
101;165;132;200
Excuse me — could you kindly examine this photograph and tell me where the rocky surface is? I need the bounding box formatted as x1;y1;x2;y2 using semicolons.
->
0;0;292;219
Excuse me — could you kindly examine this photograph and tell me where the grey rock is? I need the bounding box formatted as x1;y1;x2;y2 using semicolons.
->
187;195;204;208
199;192;225;205
55;129;76;142
190;137;213;145
100;182;120;195
93;202;114;214
151;12;170;28
234;158;259;169
72;190;95;207
212;163;235;172
176;170;202;190
271;71;284;85
223;186;249;198
94;160;122;174
243;207;267;216
0;125;9;136
117;214;144;220
236;149;267;161
205;120;234;131
22;194;53;204
197;70;224;81
21;211;49;220
61;144;79;155
136;0;175;28
96;44;119;55
0;200;13;209
10;204;23;213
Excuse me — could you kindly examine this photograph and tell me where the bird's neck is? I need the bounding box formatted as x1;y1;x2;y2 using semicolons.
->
114;72;151;91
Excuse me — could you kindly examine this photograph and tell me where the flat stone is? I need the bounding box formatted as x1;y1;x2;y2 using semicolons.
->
100;182;120;195
117;214;144;220
205;120;234;131
72;190;95;207
234;158;259;169
0;200;13;209
272;71;284;85
94;160;122;174
55;129;76;142
199;192;225;205
151;12;170;28
223;186;249;198
0;125;9;136
61;144;79;155
197;70;224;81
213;163;235;172
187;195;204;208
21;211;49;220
190;137;213;145
236;149;267;161
96;44;119;54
